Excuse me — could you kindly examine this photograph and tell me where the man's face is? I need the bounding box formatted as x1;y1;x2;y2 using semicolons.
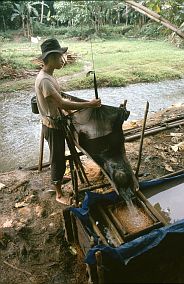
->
50;53;67;69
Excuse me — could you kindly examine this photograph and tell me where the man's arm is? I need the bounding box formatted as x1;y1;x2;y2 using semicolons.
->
42;79;101;110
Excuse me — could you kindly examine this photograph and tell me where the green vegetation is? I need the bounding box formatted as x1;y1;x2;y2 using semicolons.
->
0;1;183;40
0;1;184;93
1;37;184;93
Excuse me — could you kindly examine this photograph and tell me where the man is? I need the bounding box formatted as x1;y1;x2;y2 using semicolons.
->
35;38;101;204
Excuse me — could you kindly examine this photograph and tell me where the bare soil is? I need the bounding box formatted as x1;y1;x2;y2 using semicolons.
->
0;104;183;284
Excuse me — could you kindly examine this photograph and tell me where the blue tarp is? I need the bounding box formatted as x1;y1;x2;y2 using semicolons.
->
85;219;184;265
70;173;184;266
139;173;184;189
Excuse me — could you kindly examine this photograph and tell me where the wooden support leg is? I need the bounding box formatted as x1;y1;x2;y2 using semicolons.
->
69;157;75;191
86;264;94;284
69;157;79;206
135;101;149;178
73;168;79;206
95;251;104;284
63;208;74;243
38;127;44;172
70;212;79;244
64;123;90;185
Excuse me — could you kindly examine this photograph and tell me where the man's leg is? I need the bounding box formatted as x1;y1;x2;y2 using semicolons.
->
43;125;69;204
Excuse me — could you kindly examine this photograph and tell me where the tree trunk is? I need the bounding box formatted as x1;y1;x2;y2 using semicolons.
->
22;17;26;37
125;5;128;26
125;0;184;39
40;0;44;23
2;15;6;32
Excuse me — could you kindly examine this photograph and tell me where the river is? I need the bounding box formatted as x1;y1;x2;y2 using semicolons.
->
0;78;184;173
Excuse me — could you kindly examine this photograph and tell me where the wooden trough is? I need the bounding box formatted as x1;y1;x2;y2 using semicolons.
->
62;187;184;284
63;190;166;252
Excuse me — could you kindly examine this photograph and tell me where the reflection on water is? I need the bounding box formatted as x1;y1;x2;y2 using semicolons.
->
70;78;184;120
148;182;184;224
0;78;184;172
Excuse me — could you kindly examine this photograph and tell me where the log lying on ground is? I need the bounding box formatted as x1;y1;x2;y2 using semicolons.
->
124;115;184;136
125;119;184;142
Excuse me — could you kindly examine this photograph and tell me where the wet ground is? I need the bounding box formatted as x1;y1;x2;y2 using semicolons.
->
0;103;183;284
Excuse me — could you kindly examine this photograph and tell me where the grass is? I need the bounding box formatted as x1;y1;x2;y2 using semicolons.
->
1;37;184;93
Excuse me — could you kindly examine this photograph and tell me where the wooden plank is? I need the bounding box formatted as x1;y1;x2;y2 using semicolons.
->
89;215;108;245
97;206;124;245
107;206;128;237
137;191;168;225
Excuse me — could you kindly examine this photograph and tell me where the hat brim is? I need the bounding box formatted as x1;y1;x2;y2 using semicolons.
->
38;47;68;60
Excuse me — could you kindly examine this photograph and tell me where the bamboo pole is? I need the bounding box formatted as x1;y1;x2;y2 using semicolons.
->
124;115;184;136
125;119;184;142
64;122;90;185
135;101;149;178
73;168;79;206
125;0;184;39
38;127;44;172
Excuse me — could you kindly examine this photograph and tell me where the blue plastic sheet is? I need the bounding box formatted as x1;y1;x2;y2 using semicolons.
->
139;173;184;189
85;219;184;265
70;173;184;266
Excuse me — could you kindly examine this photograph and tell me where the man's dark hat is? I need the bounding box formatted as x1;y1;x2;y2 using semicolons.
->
38;38;68;60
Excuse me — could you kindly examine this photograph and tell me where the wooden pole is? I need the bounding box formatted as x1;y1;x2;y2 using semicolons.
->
70;212;79;244
63;208;74;243
38;127;44;172
95;251;104;284
73;168;79;206
78;183;110;193
124;115;184;136
64;122;90;185
86;264;94;284
135;101;149;178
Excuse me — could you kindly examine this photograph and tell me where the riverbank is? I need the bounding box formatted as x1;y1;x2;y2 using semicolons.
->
1;37;184;93
0;103;183;284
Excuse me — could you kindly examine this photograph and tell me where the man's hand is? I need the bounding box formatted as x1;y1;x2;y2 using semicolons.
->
89;98;101;108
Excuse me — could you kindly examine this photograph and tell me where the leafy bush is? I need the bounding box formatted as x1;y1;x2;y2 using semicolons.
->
31;22;134;39
126;22;167;39
32;22;68;37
